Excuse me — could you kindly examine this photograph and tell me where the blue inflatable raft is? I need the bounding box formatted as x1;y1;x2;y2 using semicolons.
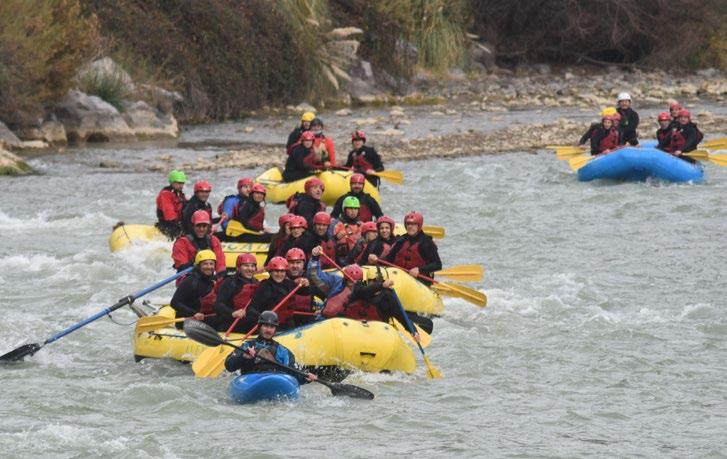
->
577;147;704;183
228;372;300;404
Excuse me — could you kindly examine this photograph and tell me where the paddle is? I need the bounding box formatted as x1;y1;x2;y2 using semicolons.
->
136;313;216;333
391;292;442;379
703;138;727;149
684;150;727;166
1;267;193;362
421;225;445;239
183;319;374;400
331;166;404;185
192;284;302;378
568;154;593;171
377;259;487;308
434;264;484;282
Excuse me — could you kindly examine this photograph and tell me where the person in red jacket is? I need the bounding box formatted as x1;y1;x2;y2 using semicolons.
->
156;170;187;239
330;173;383;222
310;118;336;166
172;210;227;277
214;253;259;332
345;130;385;187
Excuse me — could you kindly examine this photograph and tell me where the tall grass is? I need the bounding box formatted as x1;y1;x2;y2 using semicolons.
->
80;71;129;111
411;0;469;72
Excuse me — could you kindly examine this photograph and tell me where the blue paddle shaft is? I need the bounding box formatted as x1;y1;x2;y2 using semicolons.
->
44;267;193;345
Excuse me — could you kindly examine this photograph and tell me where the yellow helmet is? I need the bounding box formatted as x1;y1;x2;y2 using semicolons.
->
301;111;316;122
194;249;216;265
601;106;617;117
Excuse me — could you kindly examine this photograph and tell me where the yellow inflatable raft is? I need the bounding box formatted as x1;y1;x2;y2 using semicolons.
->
256;167;381;206
109;223;269;268
132;307;416;375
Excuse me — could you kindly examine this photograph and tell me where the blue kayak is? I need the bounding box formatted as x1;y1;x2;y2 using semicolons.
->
228;372;300;404
577;147;704;183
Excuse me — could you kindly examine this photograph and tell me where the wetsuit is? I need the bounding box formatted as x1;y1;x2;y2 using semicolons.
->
232;196;272;243
286;125;307;153
384;232;442;285
656;127;672;152
242;277;299;331
283;144;320;183
224;336;310;384
345;146;384;187
359;235;395;264
332;215;362;266
617;107;640;146
669;122;700;164
170;267;217;328
217;193;244;232
330;191;382;223
277;230;317;261
214;274;259;332
156;186;186;239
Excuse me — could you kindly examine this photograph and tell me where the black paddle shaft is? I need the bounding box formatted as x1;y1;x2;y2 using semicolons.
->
183;319;374;400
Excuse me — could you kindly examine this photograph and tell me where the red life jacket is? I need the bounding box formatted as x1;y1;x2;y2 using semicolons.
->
233;282;259;311
670;129;686;152
322;284;352;318
244;206;265;231
322;284;380;321
199;288;217;315
352;151;374;173
334;221;362;256
319;238;337;269
345;300;381;321
599;128;619;152
287;275;312;312
379;240;392;259
393;237;426;271
286;193;325;214
357;201;373;223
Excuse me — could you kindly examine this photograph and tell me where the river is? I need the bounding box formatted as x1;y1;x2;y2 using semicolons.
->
1;107;726;457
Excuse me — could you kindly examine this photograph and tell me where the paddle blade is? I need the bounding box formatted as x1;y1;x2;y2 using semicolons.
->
183;319;226;348
135;316;178;333
708;153;727;166
326;381;375;400
422;225;445;239
423;355;443;379
684;150;709;160
435;264;483;281
432;282;488;308
568;154;593;171
0;343;42;362
372;170;404;185
192;346;234;378
703;138;727;148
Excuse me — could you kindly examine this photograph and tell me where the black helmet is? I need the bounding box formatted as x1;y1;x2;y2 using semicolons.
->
258;311;279;327
310;118;324;128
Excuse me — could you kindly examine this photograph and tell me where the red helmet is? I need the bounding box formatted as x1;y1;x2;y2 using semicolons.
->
611;112;622;122
236;252;257;268
350;173;366;185
278;213;295;228
251;183;266;195
343;264;364;282
304;177;325;193
404;211;424;227
301;131;315;141
602;115;614;122
361;221;377;234
267;256;289;271
237;177;254;189
669;102;682;110
376;215;395;230
351;130;366;141
194;180;212;193
191;210;211;226
677;109;691;118
285;248;306;262
657;112;671;121
313;211;331;225
289;215;308;229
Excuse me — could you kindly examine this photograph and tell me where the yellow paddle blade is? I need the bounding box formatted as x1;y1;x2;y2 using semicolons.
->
434;264;483;282
556;149;588;160
423;354;443;379
546;145;578;150
371;170;404;185
192;345;235;378
391;319;431;348
568;154;593;171
422;225;445;239
225;220;263;237
431;282;487;307
135;316;183;333
708;153;727;166
703;138;727;148
683;150;709;160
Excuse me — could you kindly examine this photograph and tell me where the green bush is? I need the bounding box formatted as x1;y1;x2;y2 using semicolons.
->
80;71;129;111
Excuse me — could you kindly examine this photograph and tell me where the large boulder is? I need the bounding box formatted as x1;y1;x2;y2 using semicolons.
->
0;121;22;149
12;114;67;145
122;101;179;138
54;90;134;142
0;148;33;176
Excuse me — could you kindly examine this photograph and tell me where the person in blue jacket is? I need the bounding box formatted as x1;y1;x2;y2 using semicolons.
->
224;311;317;383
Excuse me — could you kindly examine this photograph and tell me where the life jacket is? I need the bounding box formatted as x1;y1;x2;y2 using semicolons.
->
322;284;352;318
156;186;186;222
599;127;619;152
217;194;240;219
393;236;427;271
670;128;686;152
657;128;672;150
322;284;380;321
351;149;374;172
316;235;337;268
233;282;259;311
199;286;217;315
187;234;212;251
344;299;380;321
353;194;374;222
266;281;297;328
246;339;283;373
334;221;362;256
238;200;265;231
378;238;393;259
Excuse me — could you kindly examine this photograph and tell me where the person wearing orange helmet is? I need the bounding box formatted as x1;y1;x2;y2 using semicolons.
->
579;115;619;155
283;130;330;183
230;182;272;242
667;109;703;163
181;179;218;234
286;111;316;153
243;256;309;331
171;210;226;277
656;112;673;151
345;130;384;187
156;170;188;239
287;177;326;228
214;253;260;332
669;102;683;127
330;173;383;222
375;212;441;285
217;177;253;233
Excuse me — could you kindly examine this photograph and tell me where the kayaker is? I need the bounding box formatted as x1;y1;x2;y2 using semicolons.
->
288;177;326;228
668;109;702;163
344;130;385;187
364;215;397;264
231;183;272;242
579;115;619;155
310;211;336;269
310;117;336;166
330;173;383;222
214;253;260;332
224;311;317;383
155;170;188;239
265;213;295;266
332;196;363;266
346;221;378;265
283;131;329;182
217;177;253;233
656;112;673;151
286;111;315;153
308;248;416;336
243;257;309;331
170;249;219;329
284;248;316;326
181;180;216;235
373;211;442;285
172;210;226;276
276;216;317;262
616;92;639;146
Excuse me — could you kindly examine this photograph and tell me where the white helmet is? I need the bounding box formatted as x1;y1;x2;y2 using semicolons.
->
617;92;631;101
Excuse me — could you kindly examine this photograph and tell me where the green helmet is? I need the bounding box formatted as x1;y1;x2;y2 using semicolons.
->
168;170;187;184
342;196;360;209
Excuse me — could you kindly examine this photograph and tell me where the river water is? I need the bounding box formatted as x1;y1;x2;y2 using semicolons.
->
1;107;726;458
